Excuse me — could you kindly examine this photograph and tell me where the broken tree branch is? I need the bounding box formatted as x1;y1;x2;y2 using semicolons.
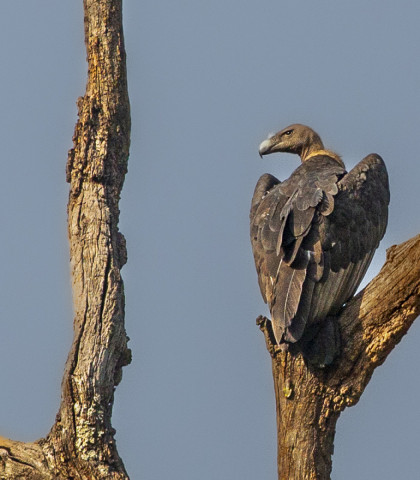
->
258;233;420;480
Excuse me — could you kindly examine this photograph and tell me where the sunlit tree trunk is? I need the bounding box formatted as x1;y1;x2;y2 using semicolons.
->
258;234;420;479
0;1;131;478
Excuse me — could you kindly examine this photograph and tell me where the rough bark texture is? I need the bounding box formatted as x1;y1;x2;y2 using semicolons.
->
258;233;420;480
0;1;131;478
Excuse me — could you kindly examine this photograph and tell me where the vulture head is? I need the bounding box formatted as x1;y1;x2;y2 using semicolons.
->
259;124;325;162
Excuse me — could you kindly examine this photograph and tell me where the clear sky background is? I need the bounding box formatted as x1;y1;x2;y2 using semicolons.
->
1;1;419;479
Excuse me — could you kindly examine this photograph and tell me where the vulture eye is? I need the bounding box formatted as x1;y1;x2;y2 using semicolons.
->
284;130;293;136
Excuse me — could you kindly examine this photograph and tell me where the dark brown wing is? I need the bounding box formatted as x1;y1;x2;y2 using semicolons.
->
250;173;282;304
250;154;389;347
250;156;346;343
309;154;390;322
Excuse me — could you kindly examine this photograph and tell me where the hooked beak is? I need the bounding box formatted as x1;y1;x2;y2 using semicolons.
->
258;135;276;158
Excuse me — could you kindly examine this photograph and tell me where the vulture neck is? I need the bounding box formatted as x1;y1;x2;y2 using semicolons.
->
301;147;345;168
300;133;324;162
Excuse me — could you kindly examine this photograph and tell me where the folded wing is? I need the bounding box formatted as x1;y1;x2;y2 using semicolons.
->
250;154;389;346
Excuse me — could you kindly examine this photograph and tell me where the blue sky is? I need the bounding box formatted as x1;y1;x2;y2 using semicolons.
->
1;1;419;478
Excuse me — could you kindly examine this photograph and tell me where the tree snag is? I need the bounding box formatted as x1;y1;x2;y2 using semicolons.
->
0;1;131;478
258;233;420;480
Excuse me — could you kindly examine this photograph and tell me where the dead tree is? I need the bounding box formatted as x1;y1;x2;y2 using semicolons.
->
0;1;131;478
0;2;418;480
258;233;420;479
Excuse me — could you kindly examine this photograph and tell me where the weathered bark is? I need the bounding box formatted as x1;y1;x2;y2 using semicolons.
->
258;233;420;480
0;1;131;478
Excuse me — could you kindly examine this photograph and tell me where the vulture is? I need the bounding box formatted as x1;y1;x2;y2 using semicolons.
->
250;124;389;365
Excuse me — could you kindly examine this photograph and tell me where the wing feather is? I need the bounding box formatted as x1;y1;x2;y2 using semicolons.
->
271;261;308;342
308;154;389;324
250;153;389;353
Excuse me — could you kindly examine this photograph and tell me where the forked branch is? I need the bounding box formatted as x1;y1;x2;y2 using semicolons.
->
258;233;420;479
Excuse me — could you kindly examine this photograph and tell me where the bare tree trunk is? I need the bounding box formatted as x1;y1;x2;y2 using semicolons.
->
0;1;131;478
258;233;420;480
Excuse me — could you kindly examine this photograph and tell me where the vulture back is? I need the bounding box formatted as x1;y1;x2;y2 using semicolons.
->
250;151;389;363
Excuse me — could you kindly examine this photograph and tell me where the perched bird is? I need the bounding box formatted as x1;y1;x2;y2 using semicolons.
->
250;124;389;365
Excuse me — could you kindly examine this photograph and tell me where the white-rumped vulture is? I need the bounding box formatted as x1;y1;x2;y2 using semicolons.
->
250;124;389;365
